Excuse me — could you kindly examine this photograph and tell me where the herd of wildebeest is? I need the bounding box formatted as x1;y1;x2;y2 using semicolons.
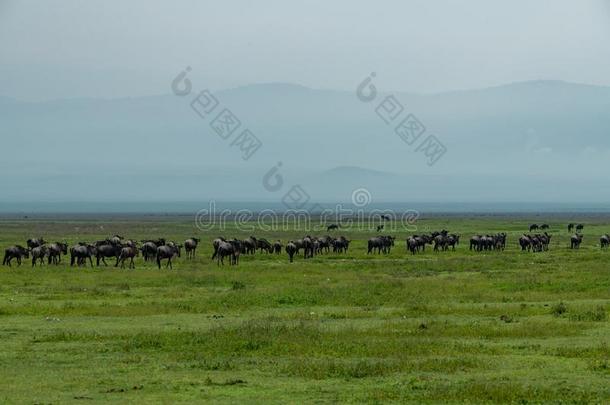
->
0;222;606;268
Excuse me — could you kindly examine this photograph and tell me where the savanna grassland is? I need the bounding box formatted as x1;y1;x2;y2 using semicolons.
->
0;215;608;404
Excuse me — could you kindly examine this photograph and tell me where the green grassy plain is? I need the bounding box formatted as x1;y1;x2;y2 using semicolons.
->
0;215;608;404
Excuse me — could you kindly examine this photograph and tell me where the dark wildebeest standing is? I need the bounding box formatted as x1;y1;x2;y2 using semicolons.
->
332;236;350;253
31;245;48;267
273;240;283;254
242;236;257;255
529;224;539;232
376;224;384;232
285;241;297;263
256;238;273;253
600;234;610;249
327;224;339;231
156;243;181;269
116;246;139;269
570;234;583;249
540;224;549;230
215;239;241;266
567;223;575;232
184;238;200;259
211;237;226;260
3;245;29;267
70;244;97;267
96;242;123;266
47;242;68;265
141;240;164;262
302;236;314;259
446;234;460;250
576;224;584;233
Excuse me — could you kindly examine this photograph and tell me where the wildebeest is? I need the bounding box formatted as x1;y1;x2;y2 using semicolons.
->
302;236;314;258
242;236;257;255
211;237;226;260
256;238;273;253
446;234;460;250
570;234;583;249
540;224;549;230
568;223;575;232
576;224;584;233
600;234;610;249
332;236;350;253
273;240;283;254
376;224;384;232
380;214;391;221
70;244;97;267
407;235;432;254
141;240;164;261
31;245;48;267
156;243;182;269
184;237;200;259
96;242;123;266
529;224;539;232
215;239;240;266
47;242;68;265
327;224;339;231
3;245;29;266
285;241;297;262
116;246;139;269
519;235;532;251
26;237;45;249
367;236;394;254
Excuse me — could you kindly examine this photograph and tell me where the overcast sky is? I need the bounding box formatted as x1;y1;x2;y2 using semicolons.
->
1;0;610;101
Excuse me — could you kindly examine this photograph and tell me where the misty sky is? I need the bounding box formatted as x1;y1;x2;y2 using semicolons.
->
2;0;610;101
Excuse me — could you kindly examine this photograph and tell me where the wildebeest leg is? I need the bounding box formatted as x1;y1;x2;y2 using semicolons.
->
157;257;162;269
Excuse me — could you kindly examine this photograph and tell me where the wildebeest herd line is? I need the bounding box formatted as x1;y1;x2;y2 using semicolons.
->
0;222;602;268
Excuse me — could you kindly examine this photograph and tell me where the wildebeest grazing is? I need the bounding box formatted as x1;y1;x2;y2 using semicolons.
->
529;224;539;232
570;234;583;249
3;245;29;267
540;224;549;230
327;224;339;231
184;237;200;259
256;238;273;253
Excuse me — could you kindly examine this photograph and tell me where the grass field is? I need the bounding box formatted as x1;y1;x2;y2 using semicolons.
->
0;215;609;404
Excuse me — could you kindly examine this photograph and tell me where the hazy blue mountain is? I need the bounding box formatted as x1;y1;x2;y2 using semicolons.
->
2;80;610;203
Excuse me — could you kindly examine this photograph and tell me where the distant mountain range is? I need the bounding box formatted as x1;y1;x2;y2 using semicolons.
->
2;80;610;203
